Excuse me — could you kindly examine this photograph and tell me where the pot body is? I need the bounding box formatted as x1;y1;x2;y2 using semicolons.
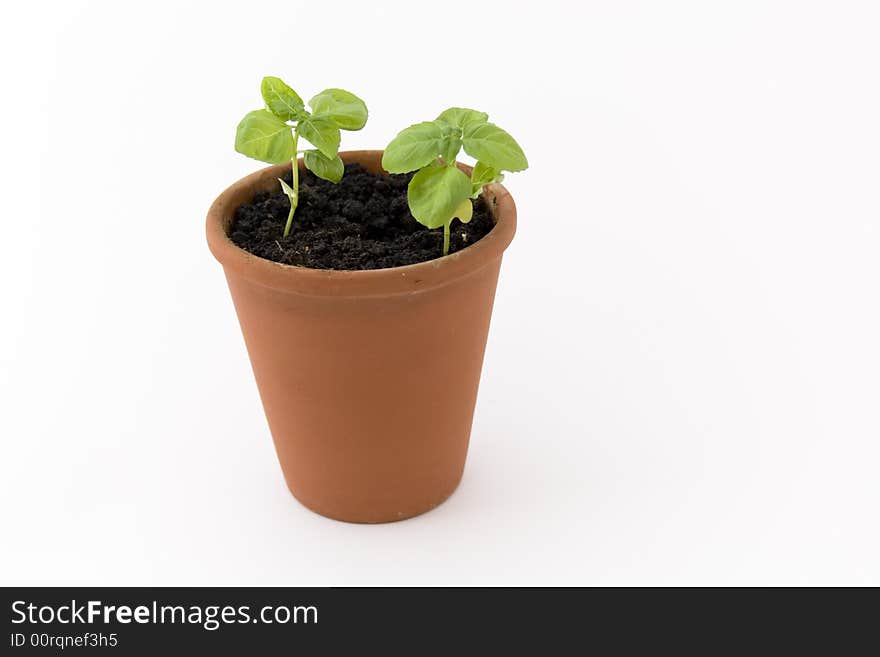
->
207;151;516;522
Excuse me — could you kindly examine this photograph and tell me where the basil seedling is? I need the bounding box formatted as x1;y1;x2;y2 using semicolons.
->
382;108;527;256
235;77;368;237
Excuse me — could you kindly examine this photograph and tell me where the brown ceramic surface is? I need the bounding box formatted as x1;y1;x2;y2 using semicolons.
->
206;151;516;522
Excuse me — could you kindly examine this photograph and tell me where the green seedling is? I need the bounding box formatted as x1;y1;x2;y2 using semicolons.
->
382;108;527;256
235;77;368;237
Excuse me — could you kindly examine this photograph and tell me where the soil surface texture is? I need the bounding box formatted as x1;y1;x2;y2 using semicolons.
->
229;164;495;270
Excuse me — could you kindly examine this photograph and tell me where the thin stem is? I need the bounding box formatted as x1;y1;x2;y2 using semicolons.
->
443;223;451;256
283;131;300;238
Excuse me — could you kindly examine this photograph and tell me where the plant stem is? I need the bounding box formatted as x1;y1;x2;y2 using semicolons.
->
283;131;300;238
443;223;451;256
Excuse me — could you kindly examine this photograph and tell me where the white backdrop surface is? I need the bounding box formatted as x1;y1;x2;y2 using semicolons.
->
1;1;878;585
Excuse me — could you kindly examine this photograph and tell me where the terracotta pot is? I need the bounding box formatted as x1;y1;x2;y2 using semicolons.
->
206;151;516;523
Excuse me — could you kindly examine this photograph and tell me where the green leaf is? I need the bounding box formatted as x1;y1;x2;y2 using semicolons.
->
439;123;462;164
309;88;368;130
470;160;503;195
453;198;473;224
441;134;462;164
261;77;306;121
298;116;341;159
407;164;472;229
471;161;499;185
462;122;528;172
382;121;444;173
234;110;296;164
436;107;489;129
303;150;344;183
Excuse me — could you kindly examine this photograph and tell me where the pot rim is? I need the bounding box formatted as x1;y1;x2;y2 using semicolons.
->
206;150;516;297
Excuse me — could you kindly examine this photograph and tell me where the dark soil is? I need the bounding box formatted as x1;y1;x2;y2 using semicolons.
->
229;164;495;270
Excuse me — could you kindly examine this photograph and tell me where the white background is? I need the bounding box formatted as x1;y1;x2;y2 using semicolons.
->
1;1;878;586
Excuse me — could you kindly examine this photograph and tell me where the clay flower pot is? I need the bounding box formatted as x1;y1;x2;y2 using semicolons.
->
206;151;516;523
